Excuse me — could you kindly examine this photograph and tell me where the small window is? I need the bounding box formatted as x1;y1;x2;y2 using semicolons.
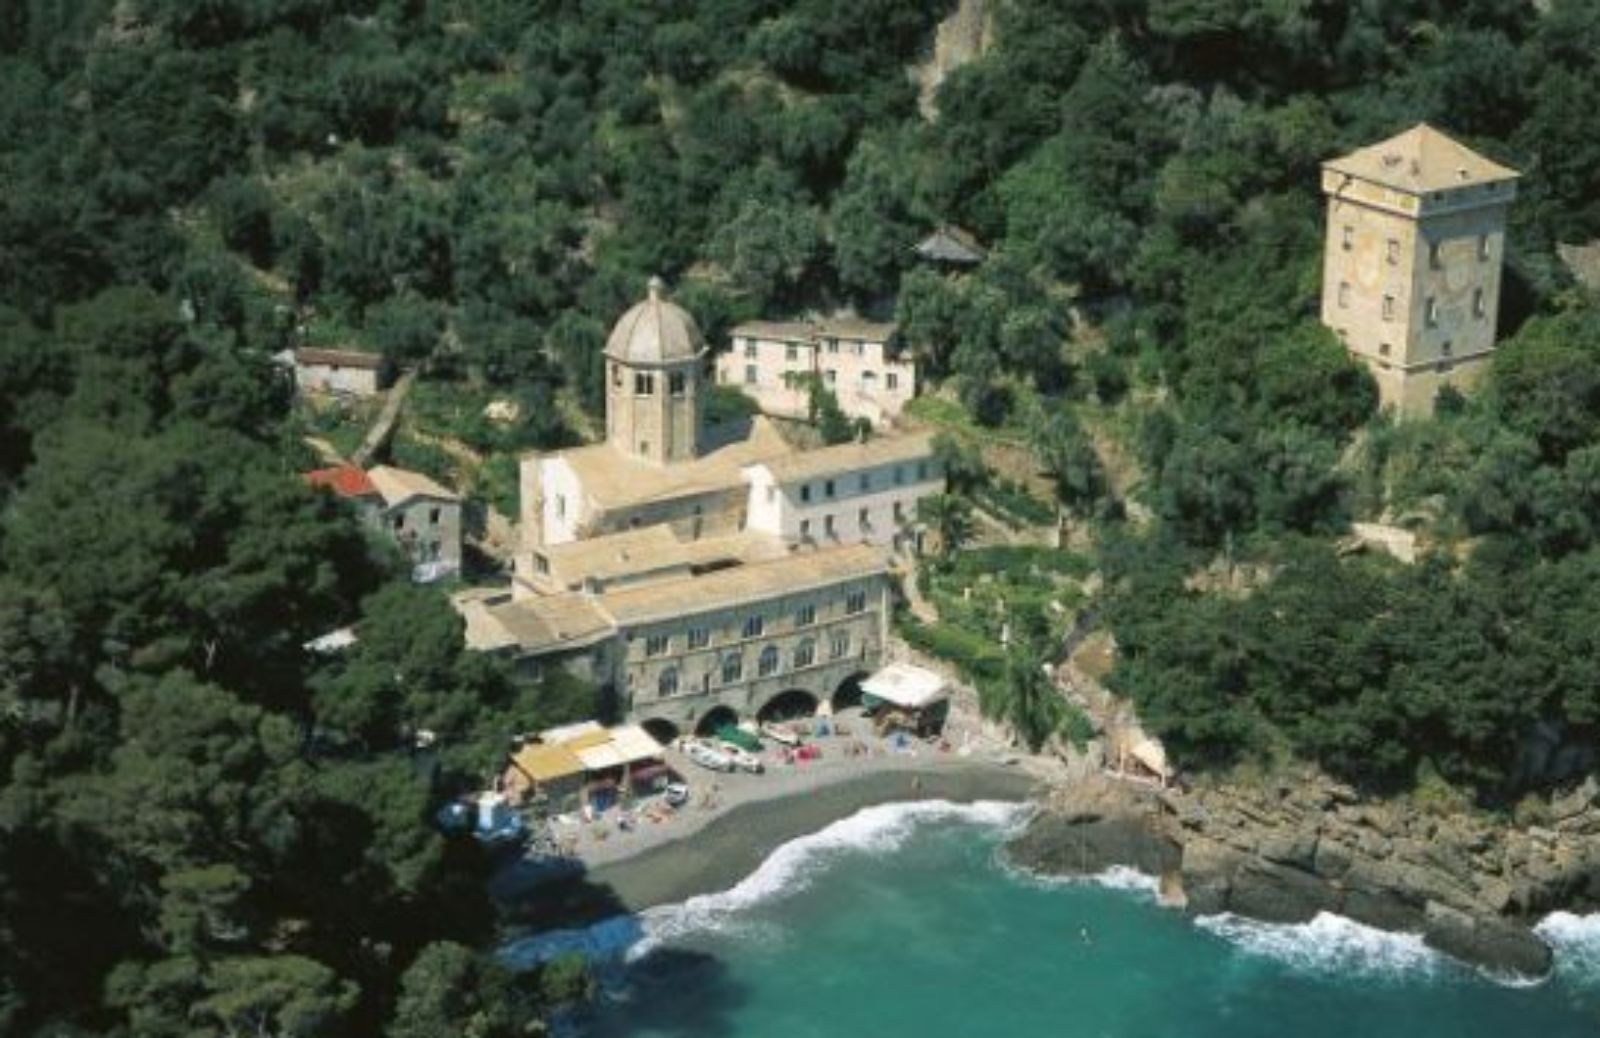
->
758;645;780;677
1429;241;1441;269
1473;288;1485;319
1337;281;1350;308
830;631;850;659
658;668;679;697
393;515;405;531
824;479;836;498
669;371;686;397
1478;234;1490;261
744;364;758;385
886;372;899;391
555;494;566;518
743;340;757;359
826;339;839;354
721;654;743;684
1379;342;1391;358
742;615;764;639
1440;341;1453;358
1382;295;1396;321
824;514;836;536
859;473;870;492
785;344;798;362
800;484;812;503
645;633;670;657
638;440;650;455
893;500;905;522
796;604;816;627
894;466;905;486
429;507;441;525
845;590;867;615
611;364;622;387
799;518;812;538
534;553;550;574
858;506;870;528
824;369;836;386
1426;297;1438;327
794;639;815;669
853;341;864;356
1386;239;1400;265
688;627;710;650
861;370;877;388
634;372;655;395
1341;225;1354;251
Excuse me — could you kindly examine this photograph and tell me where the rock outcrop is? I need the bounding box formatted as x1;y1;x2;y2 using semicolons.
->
1008;773;1600;977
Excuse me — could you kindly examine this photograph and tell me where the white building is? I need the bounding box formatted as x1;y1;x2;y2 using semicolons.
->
293;347;388;397
718;317;916;425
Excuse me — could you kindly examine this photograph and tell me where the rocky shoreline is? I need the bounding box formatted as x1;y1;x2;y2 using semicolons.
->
1006;771;1600;978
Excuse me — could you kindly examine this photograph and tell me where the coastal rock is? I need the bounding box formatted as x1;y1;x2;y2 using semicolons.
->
1008;804;1181;878
1422;902;1553;979
1225;859;1338;924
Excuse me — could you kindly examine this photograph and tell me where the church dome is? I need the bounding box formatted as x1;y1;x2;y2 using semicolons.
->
604;276;705;365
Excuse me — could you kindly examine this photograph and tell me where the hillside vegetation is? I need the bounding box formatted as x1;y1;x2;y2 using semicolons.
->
5;0;1600;1033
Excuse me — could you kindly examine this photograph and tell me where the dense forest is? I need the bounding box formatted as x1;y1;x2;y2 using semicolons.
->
4;0;1600;1033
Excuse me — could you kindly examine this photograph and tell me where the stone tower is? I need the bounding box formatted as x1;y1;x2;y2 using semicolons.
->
1320;124;1519;416
604;276;705;465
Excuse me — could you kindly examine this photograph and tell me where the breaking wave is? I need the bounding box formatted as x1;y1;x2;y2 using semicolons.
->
499;799;1029;970
632;799;1030;958
1535;911;1600;988
1197;911;1443;981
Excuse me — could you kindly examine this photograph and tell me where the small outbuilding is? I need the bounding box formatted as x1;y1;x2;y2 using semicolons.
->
294;347;389;397
860;662;951;737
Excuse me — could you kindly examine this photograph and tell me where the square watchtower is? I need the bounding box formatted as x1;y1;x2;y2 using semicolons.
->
1321;124;1519;416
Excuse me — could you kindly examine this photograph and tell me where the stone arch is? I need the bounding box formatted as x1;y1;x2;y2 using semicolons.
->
641;717;680;745
694;704;739;736
832;671;869;711
758;688;819;723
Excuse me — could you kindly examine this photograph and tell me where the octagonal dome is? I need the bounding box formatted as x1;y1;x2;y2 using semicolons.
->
604;276;705;365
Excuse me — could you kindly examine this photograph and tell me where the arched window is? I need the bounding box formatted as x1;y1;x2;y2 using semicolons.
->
794;639;815;669
658;668;679;698
721;654;743;684
758;645;780;677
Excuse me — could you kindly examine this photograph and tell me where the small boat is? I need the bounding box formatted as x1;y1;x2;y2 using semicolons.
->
718;743;765;773
684;739;735;772
760;721;802;747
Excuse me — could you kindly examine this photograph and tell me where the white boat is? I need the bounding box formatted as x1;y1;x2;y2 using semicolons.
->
718;742;765;773
684;739;734;772
760;721;802;747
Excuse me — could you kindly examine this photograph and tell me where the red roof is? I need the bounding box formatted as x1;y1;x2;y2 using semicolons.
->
305;466;378;499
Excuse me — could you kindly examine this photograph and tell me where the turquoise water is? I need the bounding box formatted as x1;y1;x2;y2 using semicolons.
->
529;803;1600;1038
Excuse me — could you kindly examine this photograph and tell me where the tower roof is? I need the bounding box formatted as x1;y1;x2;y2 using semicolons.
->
604;276;705;365
1324;124;1519;195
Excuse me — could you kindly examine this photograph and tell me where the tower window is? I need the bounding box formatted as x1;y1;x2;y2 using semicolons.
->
1473;288;1485;319
800;484;811;503
1379;343;1391;357
1428;241;1441;269
669;371;686;397
1382;295;1395;321
611;364;621;387
1386;239;1400;265
1341;225;1353;251
634;372;655;395
1478;234;1491;261
1426;297;1438;327
1337;281;1350;308
887;372;899;391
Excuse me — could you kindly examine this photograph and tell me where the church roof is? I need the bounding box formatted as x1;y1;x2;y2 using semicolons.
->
604;276;706;365
1324;124;1519;195
548;417;792;512
750;431;937;486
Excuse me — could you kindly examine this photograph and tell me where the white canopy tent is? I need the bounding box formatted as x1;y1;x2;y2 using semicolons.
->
860;662;949;709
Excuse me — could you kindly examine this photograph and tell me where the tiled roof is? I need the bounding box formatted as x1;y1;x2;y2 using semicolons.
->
294;347;385;369
548;416;791;511
730;320;818;342
367;465;460;507
305;465;378;498
1324;124;1519;195
750;431;936;486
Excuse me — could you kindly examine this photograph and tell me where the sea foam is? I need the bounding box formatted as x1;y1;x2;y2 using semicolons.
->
1535;911;1600;987
1196;911;1443;981
499;799;1029;969
632;798;1030;958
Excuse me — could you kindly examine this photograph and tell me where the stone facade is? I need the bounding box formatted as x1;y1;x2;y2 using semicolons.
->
1320;124;1519;416
604;276;704;466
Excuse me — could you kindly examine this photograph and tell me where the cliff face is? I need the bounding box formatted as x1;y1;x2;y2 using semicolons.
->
914;0;997;121
1007;774;1600;977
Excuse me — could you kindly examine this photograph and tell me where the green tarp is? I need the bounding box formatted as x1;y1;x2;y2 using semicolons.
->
717;725;763;753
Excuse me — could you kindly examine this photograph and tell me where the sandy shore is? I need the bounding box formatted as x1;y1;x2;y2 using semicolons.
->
495;758;1038;929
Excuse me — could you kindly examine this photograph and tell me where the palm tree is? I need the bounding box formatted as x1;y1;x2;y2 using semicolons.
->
918;493;973;560
996;639;1062;753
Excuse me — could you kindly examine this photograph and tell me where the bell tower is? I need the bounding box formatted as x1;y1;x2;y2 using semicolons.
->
604;276;704;466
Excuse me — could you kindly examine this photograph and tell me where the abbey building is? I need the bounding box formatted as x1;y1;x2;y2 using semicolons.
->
456;279;944;742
